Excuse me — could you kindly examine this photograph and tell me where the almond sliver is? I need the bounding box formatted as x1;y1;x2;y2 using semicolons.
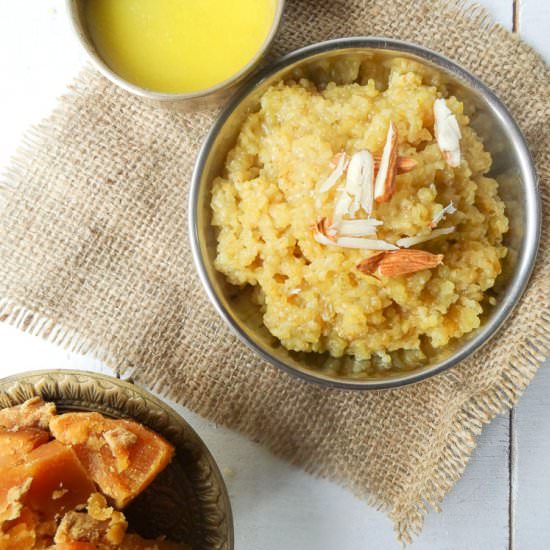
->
314;231;337;247
318;152;347;193
375;155;417;174
374;121;398;203
396;226;455;248
338;219;378;236
344;153;363;217
344;150;375;217
336;237;398;251
356;252;387;274
333;190;353;224
377;249;444;277
313;229;397;251
430;201;457;228
434;99;462;167
315;217;337;242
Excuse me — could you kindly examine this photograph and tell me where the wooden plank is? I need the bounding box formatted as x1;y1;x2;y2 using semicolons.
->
480;0;514;30
0;1;86;168
518;0;550;62
512;365;550;549
167;396;511;550
0;324;113;378
0;319;512;550
509;3;550;548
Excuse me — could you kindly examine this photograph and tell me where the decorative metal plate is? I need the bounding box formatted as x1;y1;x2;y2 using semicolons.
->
0;369;233;550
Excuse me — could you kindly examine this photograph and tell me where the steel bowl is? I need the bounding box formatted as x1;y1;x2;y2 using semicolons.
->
0;369;234;550
66;0;285;111
189;38;540;389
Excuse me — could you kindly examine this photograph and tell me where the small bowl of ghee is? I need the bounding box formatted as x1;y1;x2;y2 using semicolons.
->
67;0;285;110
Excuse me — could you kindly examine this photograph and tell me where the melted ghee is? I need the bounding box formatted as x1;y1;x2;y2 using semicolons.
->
85;0;276;94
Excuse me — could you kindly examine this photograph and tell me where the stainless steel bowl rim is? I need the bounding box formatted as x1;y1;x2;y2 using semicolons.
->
189;37;541;390
65;0;286;101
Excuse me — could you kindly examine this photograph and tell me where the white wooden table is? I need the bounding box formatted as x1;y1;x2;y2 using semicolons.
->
0;2;548;549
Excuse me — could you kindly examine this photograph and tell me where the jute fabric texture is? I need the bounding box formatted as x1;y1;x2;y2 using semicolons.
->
0;0;548;541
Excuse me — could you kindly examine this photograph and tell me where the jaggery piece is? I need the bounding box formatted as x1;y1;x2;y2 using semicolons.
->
54;493;127;547
0;428;49;467
0;477;33;526
120;533;190;550
50;413;174;508
0;520;36;550
54;494;187;550
0;441;95;521
0;506;36;550
0;398;56;431
54;543;98;550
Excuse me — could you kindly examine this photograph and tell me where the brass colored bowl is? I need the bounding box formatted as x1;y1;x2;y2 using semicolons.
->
0;370;234;550
66;0;285;111
189;38;540;390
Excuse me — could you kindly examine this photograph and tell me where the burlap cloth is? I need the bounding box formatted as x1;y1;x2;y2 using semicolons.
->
0;0;549;542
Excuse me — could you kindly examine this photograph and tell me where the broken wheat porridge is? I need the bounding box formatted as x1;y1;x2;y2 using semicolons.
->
211;58;508;370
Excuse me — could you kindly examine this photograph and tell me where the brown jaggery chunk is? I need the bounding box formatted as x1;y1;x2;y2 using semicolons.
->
0;523;36;550
54;494;188;550
0;476;32;526
0;398;56;431
120;533;190;550
0;506;36;550
0;440;95;521
50;413;174;508
54;493;127;547
0;428;49;467
54;543;98;550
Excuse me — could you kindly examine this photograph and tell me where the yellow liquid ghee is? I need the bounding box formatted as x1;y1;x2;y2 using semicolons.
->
85;0;276;94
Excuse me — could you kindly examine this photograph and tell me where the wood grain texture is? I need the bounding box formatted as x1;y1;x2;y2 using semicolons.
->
0;1;549;548
512;367;550;550
481;0;514;29
169;398;511;550
519;0;550;61
511;3;550;549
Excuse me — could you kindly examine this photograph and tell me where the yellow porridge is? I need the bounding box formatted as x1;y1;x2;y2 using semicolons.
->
210;59;508;367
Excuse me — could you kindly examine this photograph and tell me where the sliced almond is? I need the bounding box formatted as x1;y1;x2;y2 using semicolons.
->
375;155;417;174
329;152;347;170
319;152;348;193
396;226;455;248
433;98;461;167
356;252;387;274
343;150;375;217
338;219;379;237
333;190;353;224
371;249;444;277
374;121;398;203
313;230;337;247
313;224;397;251
430;201;457;228
315;217;337;242
344;154;363;217
336;237;398;251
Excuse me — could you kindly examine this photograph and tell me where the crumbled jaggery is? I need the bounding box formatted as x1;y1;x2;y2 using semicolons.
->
0;402;186;550
0;398;56;431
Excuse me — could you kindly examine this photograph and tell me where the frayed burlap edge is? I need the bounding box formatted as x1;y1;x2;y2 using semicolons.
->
1;0;549;544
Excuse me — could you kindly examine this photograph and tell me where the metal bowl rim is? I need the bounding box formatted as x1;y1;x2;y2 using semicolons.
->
189;36;541;390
